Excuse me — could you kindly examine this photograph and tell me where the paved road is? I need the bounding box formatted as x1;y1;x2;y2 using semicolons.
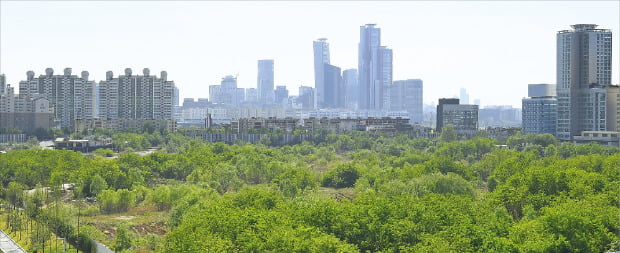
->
0;229;27;253
93;240;114;253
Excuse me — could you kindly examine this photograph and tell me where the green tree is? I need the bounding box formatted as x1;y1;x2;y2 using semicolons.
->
114;224;133;252
322;163;360;188
439;125;458;142
89;174;108;197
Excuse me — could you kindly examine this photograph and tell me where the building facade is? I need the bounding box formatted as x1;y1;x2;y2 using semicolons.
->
436;98;460;131
18;68;96;129
314;38;330;109
322;64;343;109
0;84;54;133
522;84;558;135
556;24;613;140
358;24;392;110
391;79;423;124
98;68;174;120
257;59;275;105
436;98;478;135
274;85;289;106
343;69;359;109
297;86;314;109
0;74;5;94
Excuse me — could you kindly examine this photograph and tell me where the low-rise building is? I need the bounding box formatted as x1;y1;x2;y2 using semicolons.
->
572;131;620;147
74;118;177;133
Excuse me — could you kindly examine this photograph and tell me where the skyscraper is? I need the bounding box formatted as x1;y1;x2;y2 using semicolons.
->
313;38;330;109
257;59;275;105
0;74;6;94
380;47;393;110
556;24;613;140
343;69;359;109
459;88;470;105
358;24;392;110
323;64;343;108
18;68;96;129
98;68;174;120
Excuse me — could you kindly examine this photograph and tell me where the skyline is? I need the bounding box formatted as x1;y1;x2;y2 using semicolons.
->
1;1;619;108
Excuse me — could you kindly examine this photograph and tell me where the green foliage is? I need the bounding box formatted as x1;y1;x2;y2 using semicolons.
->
1;131;618;252
98;189;135;213
114;224;133;252
89;174;108;197
92;148;114;157
440;125;458;142
321;163;360;188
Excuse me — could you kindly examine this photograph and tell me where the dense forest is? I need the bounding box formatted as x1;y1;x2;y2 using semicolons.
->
0;130;619;252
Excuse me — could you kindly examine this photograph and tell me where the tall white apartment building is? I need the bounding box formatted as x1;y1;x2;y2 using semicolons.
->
18;68;96;129
556;24;613;140
98;68;174;120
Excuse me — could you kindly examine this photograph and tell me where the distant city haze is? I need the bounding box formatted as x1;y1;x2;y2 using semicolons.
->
1;1;618;108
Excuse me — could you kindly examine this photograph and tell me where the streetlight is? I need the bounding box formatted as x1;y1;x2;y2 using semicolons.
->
53;238;66;253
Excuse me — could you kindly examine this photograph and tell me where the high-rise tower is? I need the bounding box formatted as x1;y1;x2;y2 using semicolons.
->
257;59;275;105
18;68;96;129
358;24;392;110
98;68;174;120
314;38;330;109
556;24;613;140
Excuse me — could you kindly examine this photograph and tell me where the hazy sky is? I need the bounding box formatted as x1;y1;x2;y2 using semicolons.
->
1;1;619;108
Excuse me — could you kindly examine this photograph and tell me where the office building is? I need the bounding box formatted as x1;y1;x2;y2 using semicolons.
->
556;24;613;140
322;64;343;109
314;38;330;109
0;74;5;94
18;68;96;129
98;68;174;120
209;75;245;107
391;79;423;124
274;85;289;105
313;38;344;109
298;86;314;109
522;84;558;135
380;47;393;110
436;98;478;135
258;60;275;104
343;69;359;109
358;24;392;110
246;88;259;103
436;98;459;131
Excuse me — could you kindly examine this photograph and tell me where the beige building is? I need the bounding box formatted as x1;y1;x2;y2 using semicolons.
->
0;84;54;133
606;86;620;131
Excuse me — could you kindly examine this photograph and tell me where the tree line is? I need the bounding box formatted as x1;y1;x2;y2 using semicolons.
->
0;130;618;252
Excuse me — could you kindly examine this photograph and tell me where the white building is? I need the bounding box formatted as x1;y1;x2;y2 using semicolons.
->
18;68;96;129
556;24;613;140
98;68;174;120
